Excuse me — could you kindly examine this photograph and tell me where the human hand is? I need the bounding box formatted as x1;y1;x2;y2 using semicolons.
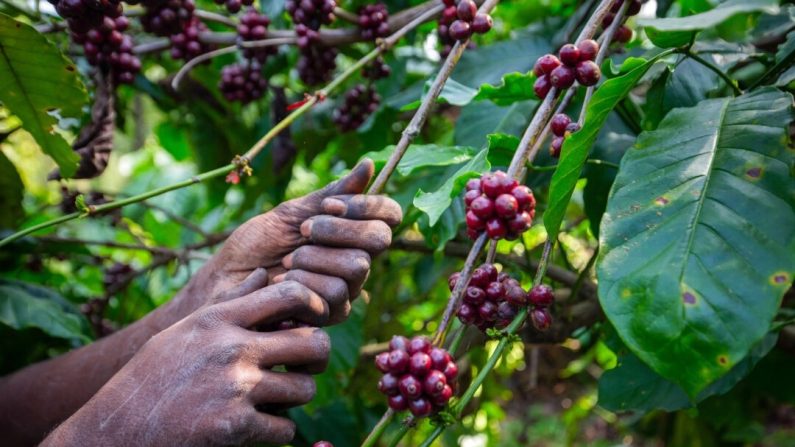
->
41;281;330;447
174;159;401;324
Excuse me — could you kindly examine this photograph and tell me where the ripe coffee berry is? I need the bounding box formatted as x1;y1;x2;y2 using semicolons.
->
286;0;335;30
376;336;457;416
534;75;552;99
362;56;391;80
358;3;389;40
219;62;267;103
454;263;528;331
471;13;493;33
464;171;535;240
614;25;633;44
550;136;564;158
313;442;334;447
333;84;380;132
575;60;601;86
528;284;554;307
550;65;576;89
577;39;599;62
530;307;553;331
238;8;276;63
533;54;562;77
456;0;477;21
550;113;571;137
449;20;472;41
169;17;211;61
558;43;580;66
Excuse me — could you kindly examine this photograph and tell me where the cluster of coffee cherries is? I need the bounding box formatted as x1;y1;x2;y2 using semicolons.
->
533;39;601;99
445;0;493;41
218;63;267;104
375;336;457;417
527;284;554;331
139;0;196;37
48;0;122;33
169;17;211;61
288;0;338;85
68;15;141;84
286;0;336;29
464;171;536;240
238;8;277;63
213;0;253;14
362;56;391;80
548;113;580;158
604;0;643;44
358;3;390;40
333;84;380;132
451;263;526;331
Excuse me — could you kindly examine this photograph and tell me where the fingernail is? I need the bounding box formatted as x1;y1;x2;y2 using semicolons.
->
300;219;313;239
322;197;347;216
282;254;294;269
272;273;287;283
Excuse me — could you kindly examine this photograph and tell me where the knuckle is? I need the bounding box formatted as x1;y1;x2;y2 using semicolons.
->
279;280;312;308
194;306;226;330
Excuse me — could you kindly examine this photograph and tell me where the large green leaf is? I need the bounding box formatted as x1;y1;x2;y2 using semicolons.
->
0;13;86;177
597;88;794;398
0;150;23;229
639;0;779;48
454;100;536;149
0;279;91;344
643;57;720;131
544;56;666;242
400;78;478;111
598;330;778;412
414;148;490;226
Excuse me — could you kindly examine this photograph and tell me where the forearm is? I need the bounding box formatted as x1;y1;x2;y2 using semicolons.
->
0;265;210;446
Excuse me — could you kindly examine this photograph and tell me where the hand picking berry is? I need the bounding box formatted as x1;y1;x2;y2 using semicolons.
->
376;335;457;417
464;171;535;240
452;263;527;331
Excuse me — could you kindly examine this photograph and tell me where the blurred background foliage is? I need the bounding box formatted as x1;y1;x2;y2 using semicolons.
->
1;0;794;445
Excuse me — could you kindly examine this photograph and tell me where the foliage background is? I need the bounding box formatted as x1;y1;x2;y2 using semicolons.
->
0;0;794;446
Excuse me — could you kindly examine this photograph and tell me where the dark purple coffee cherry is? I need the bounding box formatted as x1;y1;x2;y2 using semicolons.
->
505;285;527;306
456;0;477;21
470;267;491;288
398;374;422;399
566;122;581;134
478;301;497;321
449;20;472;41
550;65;576;89
409;352;432;377
550;136;564;158
602;12;615;27
558;43;580;66
448;272;461;291
375;352;391;373
433;384;454;406
614;25;633;43
575;60;601;86
464;189;481;206
530;307;552;331
389;335;409;352
458;303;478;324
409;397;433;417
466;178;481;191
379;373;400;396
507;211;533;233
423;370;448;396
408;336;432;354
577;39;599;61
463;286;486;306
533;54;561;77
443;361;458;381
550;113;571;137
497;301;518;321
388;394;408;411
528;284;554;307
480;263;499;281
429;347;451;370
534;75;552;99
485;281;505;300
388;349;410;373
471;13;492;34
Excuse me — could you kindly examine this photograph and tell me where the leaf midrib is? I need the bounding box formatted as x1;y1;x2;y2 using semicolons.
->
677;98;731;312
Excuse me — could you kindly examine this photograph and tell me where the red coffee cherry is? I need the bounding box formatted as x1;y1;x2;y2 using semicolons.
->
558;43;580;66
387;349;410;373
409;397;433;417
423;370;448;396
575;60;601;86
388;394;408;411
614;25;633;43
550;65;576;89
471;13;493;34
449;19;472;41
495;194;519;219
313;442;334;447
409;352;432;377
470;195;495;219
456;0;477;21
531;307;553;331
408;336;432;354
375;352;390;373
485;218;507;239
528;284;555;307
577;39;599;61
464;286;486;306
550;113;572;137
378;373;400;396
550;136;564;158
534;75;552;99
533;54;562;76
398;374;423;399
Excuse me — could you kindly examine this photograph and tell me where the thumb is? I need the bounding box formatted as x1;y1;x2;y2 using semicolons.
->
313;159;375;199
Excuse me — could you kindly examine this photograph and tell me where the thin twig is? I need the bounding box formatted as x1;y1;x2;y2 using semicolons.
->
684;50;742;96
334;6;361;24
171;46;238;90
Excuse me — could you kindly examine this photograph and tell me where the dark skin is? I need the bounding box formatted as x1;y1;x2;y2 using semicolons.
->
0;160;402;446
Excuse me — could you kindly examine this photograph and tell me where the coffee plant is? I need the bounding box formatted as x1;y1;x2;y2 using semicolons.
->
0;0;793;445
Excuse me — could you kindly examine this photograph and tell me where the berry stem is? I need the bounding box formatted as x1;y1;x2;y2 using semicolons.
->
432;232;488;346
360;409;395;447
574;0;615;44
333;6;361;24
682;49;742;96
386;422;412;447
367;0;500;194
